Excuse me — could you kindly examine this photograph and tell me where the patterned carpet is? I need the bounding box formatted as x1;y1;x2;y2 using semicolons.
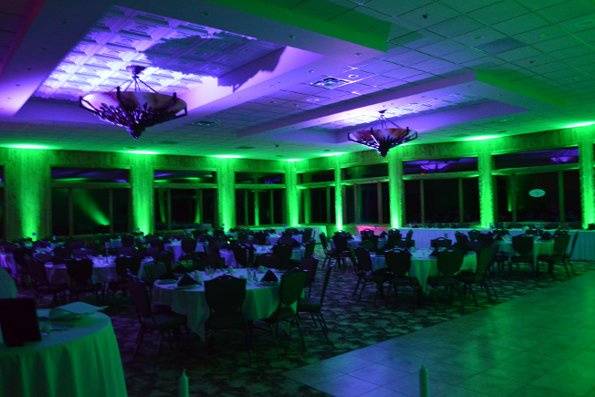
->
98;260;593;397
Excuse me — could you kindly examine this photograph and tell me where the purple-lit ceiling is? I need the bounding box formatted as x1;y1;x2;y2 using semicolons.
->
0;0;594;159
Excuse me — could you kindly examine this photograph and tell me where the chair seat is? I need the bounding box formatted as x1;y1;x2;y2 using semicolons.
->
206;314;246;330
141;312;186;330
265;306;296;323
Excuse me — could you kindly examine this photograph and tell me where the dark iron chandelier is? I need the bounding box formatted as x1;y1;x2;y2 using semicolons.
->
348;110;417;157
79;65;187;139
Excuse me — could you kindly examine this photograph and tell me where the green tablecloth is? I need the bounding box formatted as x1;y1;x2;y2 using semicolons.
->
0;311;127;397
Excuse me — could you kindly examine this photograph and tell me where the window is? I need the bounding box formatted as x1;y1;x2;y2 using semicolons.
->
235;189;285;226
404;180;421;224
235;172;284;184
342;163;387;180
154;170;216;184
51;168;130;236
298;170;334;183
0;168;4;239
343;183;388;224
154;188;217;230
494;148;578;169
404;157;477;175
308;187;335;223
424;179;459;223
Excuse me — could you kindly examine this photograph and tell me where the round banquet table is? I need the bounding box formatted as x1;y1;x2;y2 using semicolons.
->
153;269;284;338
0;311;127;397
44;256;117;285
369;249;477;292
0;268;17;299
168;242;238;267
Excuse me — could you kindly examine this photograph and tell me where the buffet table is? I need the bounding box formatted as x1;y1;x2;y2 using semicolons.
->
0;311;127;397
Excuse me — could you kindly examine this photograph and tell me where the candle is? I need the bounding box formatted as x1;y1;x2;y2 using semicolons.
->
179;369;189;397
419;366;429;397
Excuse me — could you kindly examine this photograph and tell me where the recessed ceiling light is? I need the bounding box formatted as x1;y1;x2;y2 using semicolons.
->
312;77;355;90
191;120;217;127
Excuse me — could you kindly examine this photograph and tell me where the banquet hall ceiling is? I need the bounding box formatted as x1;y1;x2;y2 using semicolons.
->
0;0;593;159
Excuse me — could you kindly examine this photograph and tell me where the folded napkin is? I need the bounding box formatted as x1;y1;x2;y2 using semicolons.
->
260;270;278;283
177;273;197;287
49;302;106;321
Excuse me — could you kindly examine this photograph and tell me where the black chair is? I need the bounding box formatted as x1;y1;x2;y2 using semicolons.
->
298;265;332;342
109;256;133;295
431;237;452;250
300;257;319;299
384;229;402;251
265;269;308;350
352;247;389;301
541;234;571;277
181;238;197;255
303;239;316;260
454;232;471;252
563;231;579;274
206;245;225;268
65;258;101;301
328;233;352;271
385;250;421;307
302;228;313;243
204;275;251;357
271;243;294;270
427;249;464;302
456;244;498;305
231;244;254;268
510;235;535;274
27;256;67;304
128;278;186;357
319;233;332;267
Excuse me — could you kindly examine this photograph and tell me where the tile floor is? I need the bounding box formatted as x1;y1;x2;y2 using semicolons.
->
286;271;595;397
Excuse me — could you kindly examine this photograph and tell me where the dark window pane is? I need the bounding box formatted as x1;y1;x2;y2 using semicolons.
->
259;191;272;224
496;176;512;222
52;168;129;183
404;180;421;224
404;157;477;174
170;189;197;228
298;170;334;183
462;178;479;223
310;188;327;223
344;186;355;224
236;172;284;184
342;164;387;180
494;148;578;169
360;183;379;223
52;188;69;236
563;170;581;223
154;189;170;230
424;179;459;223
273;189;284;224
515;172;559;222
154;170;216;184
112;189;129;233
201;189;217;225
72;188;110;235
381;182;389;224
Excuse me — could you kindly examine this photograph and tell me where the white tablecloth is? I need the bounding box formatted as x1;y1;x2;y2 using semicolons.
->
496;238;554;266
0;268;17;299
0;253;17;276
153;269;283;337
266;234;303;245
370;249;477;292
45;256;117;285
0;311;127;397
253;245;305;261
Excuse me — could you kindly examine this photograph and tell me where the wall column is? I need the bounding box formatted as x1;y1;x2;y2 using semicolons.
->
334;158;343;231
130;154;154;235
388;150;404;229
478;148;495;228
5;149;51;240
216;159;236;231
254;191;260;226
578;128;594;228
285;162;299;226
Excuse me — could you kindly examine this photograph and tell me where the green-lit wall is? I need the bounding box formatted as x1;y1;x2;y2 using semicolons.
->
0;125;592;239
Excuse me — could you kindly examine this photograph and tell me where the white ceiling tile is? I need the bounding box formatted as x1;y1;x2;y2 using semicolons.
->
395;2;459;29
438;0;501;13
559;13;595;33
362;0;434;17
492;12;549;36
497;46;542;62
418;40;467;57
513;25;567;44
533;36;582;53
452;27;506;46
468;1;529;25
427;15;484;37
535;0;595;23
441;47;488;64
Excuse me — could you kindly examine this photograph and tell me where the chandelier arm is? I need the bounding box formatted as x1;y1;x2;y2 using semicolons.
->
138;78;159;94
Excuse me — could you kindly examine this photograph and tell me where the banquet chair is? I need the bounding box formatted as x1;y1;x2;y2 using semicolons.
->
128;278;187;358
384;229;402;251
265;269;308;351
27;256;68;304
510;235;535;275
456;244;498;305
302;228;313;243
303;239;316;260
352;247;390;301
298;264;332;342
181;238;197;255
231;244;255;268
385;250;421;308
319;233;332;268
329;233;353;271
65;258;101;301
427;249;464;304
206;245;225;268
430;237;452;250
109;256;133;295
540;234;571;277
204;275;251;359
300;257;319;299
563;232;579;274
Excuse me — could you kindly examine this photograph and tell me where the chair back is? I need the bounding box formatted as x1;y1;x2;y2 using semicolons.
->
65;258;93;285
354;247;373;273
512;235;534;258
121;235;135;248
29;257;51;286
206;244;224;268
232;244;252;267
552;234;570;258
181;238;196;254
278;270;308;308
385;229;402;250
301;257;319;288
303;240;316;259
302;228;313;242
128;278;152;318
454;232;471;251
431;237;452;249
332;233;350;252
436;250;464;276
205;275;246;317
385;250;412;277
319;233;329;251
141;261;167;284
273;243;293;270
474;244;497;282
318;265;333;307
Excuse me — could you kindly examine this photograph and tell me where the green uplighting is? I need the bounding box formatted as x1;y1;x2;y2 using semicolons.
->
126;150;158;155
285;158;302;162
461;135;499;141
213;154;242;159
5;143;52;150
73;189;110;226
564;121;595;129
